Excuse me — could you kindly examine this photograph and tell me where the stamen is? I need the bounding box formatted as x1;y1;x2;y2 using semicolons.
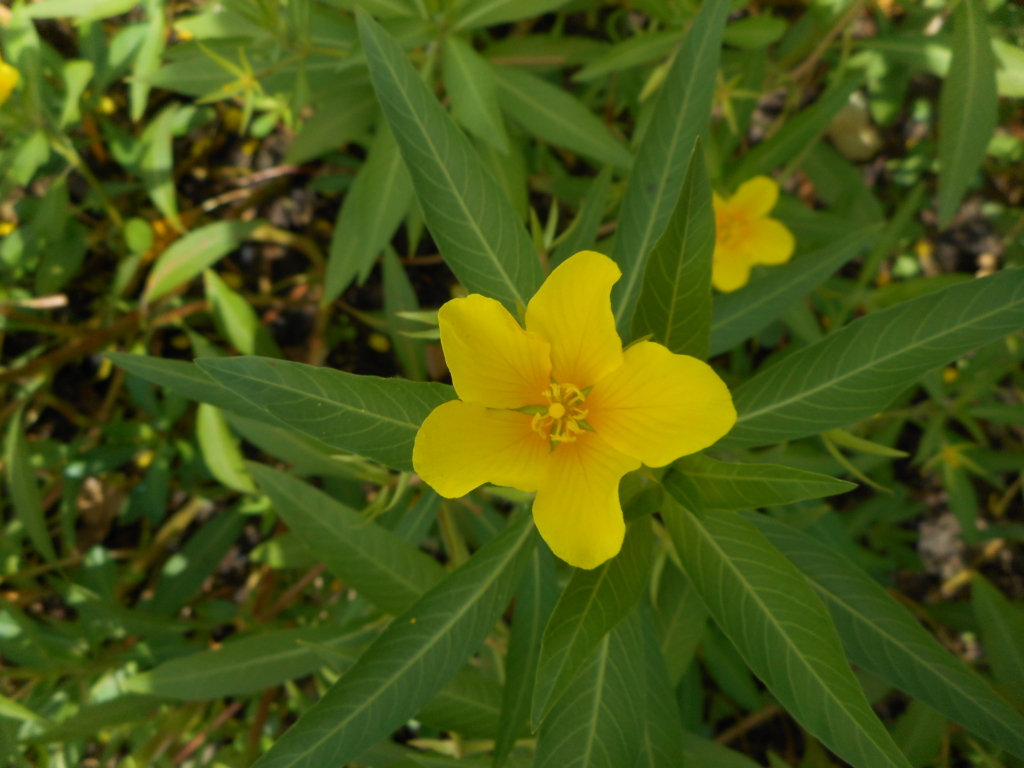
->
531;381;589;444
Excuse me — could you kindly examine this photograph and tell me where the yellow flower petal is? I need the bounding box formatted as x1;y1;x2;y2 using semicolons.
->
533;432;640;569
440;294;551;409
413;400;549;498
727;175;779;217
745;217;795;266
712;243;754;293
0;60;19;107
526;250;623;389
587;341;736;467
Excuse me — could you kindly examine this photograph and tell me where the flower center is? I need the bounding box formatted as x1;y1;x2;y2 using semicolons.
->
531;382;589;443
716;209;751;250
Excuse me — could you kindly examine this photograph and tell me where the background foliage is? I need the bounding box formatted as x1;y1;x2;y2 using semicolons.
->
4;0;1024;766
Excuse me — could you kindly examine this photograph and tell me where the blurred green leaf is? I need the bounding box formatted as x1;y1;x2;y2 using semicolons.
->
722;15;787;49
196;403;256;493
382;249;427;381
204;269;283;358
635;604;686;768
443;36;508;154
5;407;57;562
139;102;180;227
452;0;570;31
131;0;165;121
937;0;997;228
972;573;1024;707
574;30;684;82
550;165;612;269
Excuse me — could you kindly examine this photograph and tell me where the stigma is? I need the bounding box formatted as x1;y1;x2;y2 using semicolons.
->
531;382;589;444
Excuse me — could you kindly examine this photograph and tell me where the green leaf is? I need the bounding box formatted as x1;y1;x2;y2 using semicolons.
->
197;356;456;472
59;59;94;128
725;76;862;189
574;30;684;82
494;543;559;766
144;221;262;303
892;701;945;768
139;102;180;228
323;125;414;304
5;407;57;562
681;733;762;768
125;625;369;699
196;404;256;493
249;465;445;615
357;9;543;312
534;607;645;768
667;454;855;510
721;269;1024;449
651;558;707;686
416;666;505;738
0;693;48;725
443;36;508;154
708;226;880;356
550;165;613;269
383;249;427;381
147;509;245;615
131;0;165;121
251;513;536;768
492;65;632;170
452;0;570;31
748;513;1024;759
972;573;1024;707
636;604;686;768
721;15;787;49
285;83;377;165
937;0;997;228
610;0;730;336
660;503;913;768
204;270;282;358
631;140;714;359
531;517;652;729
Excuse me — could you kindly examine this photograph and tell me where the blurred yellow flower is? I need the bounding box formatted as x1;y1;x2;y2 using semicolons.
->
413;251;736;569
712;176;795;292
0;54;20;107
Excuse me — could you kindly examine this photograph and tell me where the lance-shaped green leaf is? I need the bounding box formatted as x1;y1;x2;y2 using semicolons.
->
196;356;456;472
636;603;686;768
252;513;536;768
196;403;256;493
720;269;1024;449
5;407;57;562
416;666;505;738
452;0;570;31
250;465;445;615
531;517;652;729
972;573;1024;707
660;502;913;768
746;513;1024;760
652;558;707;687
324;125;414;305
443;35;508;154
708;226;880;357
668;454;855;510
493;65;632;171
725;76;862;190
550;165;613;269
937;0;997;228
494;544;559;766
357;9;543;312
610;0;729;337
534;607;645;768
204;269;282;358
106;353;284;425
632;140;714;359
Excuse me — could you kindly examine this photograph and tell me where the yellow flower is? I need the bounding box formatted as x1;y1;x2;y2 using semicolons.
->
712;176;795;293
0;55;20;107
413;251;736;569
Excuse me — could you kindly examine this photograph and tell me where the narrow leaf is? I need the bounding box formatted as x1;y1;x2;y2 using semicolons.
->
196;356;456;472
636;604;686;768
708;226;880;357
4;407;57;562
972;573;1024;707
721;269;1024;449
668;453;855;510
534;607;645;768
610;0;729;336
661;502;913;768
550;165;613;269
631;140;714;359
937;0;997;227
252;513;536;768
531;517;652;729
357;9;543;311
748;513;1024;760
250;464;445;615
443;36;508;154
